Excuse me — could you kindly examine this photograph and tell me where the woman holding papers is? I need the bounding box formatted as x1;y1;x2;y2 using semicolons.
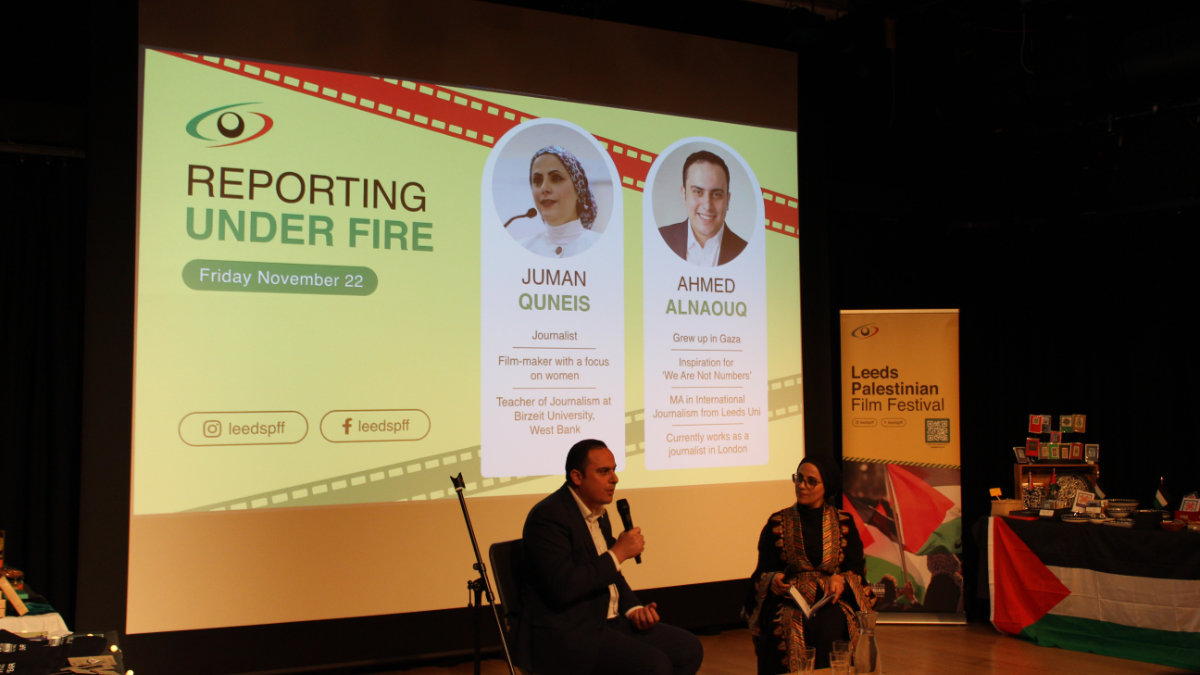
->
745;456;870;673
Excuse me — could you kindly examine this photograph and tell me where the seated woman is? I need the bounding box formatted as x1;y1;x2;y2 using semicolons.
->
745;456;870;673
519;145;600;258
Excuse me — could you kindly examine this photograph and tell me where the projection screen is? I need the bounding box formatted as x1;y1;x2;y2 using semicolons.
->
128;0;802;636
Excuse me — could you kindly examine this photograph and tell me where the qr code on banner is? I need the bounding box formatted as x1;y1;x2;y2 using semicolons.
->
925;418;950;443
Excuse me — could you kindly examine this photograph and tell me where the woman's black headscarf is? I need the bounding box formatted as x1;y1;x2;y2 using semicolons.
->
798;454;842;507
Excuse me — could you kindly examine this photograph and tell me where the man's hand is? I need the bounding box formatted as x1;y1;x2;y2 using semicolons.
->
627;602;660;630
611;527;645;563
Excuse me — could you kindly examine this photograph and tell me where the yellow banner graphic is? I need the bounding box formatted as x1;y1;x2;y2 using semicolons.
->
840;309;960;467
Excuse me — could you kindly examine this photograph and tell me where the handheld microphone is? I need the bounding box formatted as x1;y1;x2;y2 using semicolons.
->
503;207;538;228
616;498;641;564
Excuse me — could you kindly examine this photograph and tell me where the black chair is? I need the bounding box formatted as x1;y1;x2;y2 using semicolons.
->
489;539;525;647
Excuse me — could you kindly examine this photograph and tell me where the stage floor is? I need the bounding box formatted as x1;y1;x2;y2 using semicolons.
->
384;620;1191;674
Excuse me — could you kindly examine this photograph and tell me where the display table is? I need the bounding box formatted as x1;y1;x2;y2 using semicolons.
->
1;632;118;674
986;516;1200;670
1;586;70;639
0;612;70;638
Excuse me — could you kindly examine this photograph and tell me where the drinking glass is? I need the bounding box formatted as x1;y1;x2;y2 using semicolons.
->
798;646;815;674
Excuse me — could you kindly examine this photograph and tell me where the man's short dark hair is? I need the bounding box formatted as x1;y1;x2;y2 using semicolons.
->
681;150;730;190
565;438;608;481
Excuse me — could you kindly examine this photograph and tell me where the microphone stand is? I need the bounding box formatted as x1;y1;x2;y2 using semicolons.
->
451;473;517;675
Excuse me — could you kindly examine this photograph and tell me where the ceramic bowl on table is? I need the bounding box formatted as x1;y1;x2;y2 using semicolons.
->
1105;500;1136;519
1106;498;1138;511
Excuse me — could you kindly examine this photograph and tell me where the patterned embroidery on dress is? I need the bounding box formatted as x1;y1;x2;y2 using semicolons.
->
819;504;840;571
778;506;834;611
836;510;851;566
778;605;806;671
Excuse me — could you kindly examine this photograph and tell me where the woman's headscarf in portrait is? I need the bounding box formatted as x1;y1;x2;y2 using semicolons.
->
798;454;843;507
530;145;598;228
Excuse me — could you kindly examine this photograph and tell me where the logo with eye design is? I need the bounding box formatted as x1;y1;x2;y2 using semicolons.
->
185;103;274;147
849;323;880;339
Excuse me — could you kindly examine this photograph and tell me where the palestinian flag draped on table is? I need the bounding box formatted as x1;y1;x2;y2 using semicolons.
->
989;517;1200;670
839;310;963;618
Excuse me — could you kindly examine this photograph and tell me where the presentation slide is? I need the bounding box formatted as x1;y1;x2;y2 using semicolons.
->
131;46;802;632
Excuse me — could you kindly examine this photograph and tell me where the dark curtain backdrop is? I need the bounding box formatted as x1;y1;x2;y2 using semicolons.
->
2;151;86;625
3;0;1199;651
809;2;1200;618
831;209;1199;499
826;199;1200;618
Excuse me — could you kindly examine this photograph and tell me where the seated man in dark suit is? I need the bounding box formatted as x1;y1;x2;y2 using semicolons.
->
514;439;703;675
658;150;747;266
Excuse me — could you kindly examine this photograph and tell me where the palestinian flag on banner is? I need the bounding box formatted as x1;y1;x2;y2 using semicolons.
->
988;517;1200;670
843;463;961;609
845;495;932;605
886;464;959;556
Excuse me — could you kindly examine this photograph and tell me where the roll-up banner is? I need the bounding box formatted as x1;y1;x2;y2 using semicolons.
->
839;309;963;623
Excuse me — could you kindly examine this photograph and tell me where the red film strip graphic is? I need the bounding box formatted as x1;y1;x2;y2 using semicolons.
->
166;50;799;238
762;188;799;237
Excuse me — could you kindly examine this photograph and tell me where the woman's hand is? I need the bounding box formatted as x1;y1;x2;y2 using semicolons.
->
823;573;845;601
770;572;791;596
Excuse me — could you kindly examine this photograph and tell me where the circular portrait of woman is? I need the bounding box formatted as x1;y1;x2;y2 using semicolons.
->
490;119;616;259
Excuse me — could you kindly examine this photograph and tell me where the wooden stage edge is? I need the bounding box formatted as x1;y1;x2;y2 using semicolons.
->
379;619;1192;675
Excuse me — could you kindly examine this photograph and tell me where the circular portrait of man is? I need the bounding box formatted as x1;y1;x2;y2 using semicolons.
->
647;140;760;267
